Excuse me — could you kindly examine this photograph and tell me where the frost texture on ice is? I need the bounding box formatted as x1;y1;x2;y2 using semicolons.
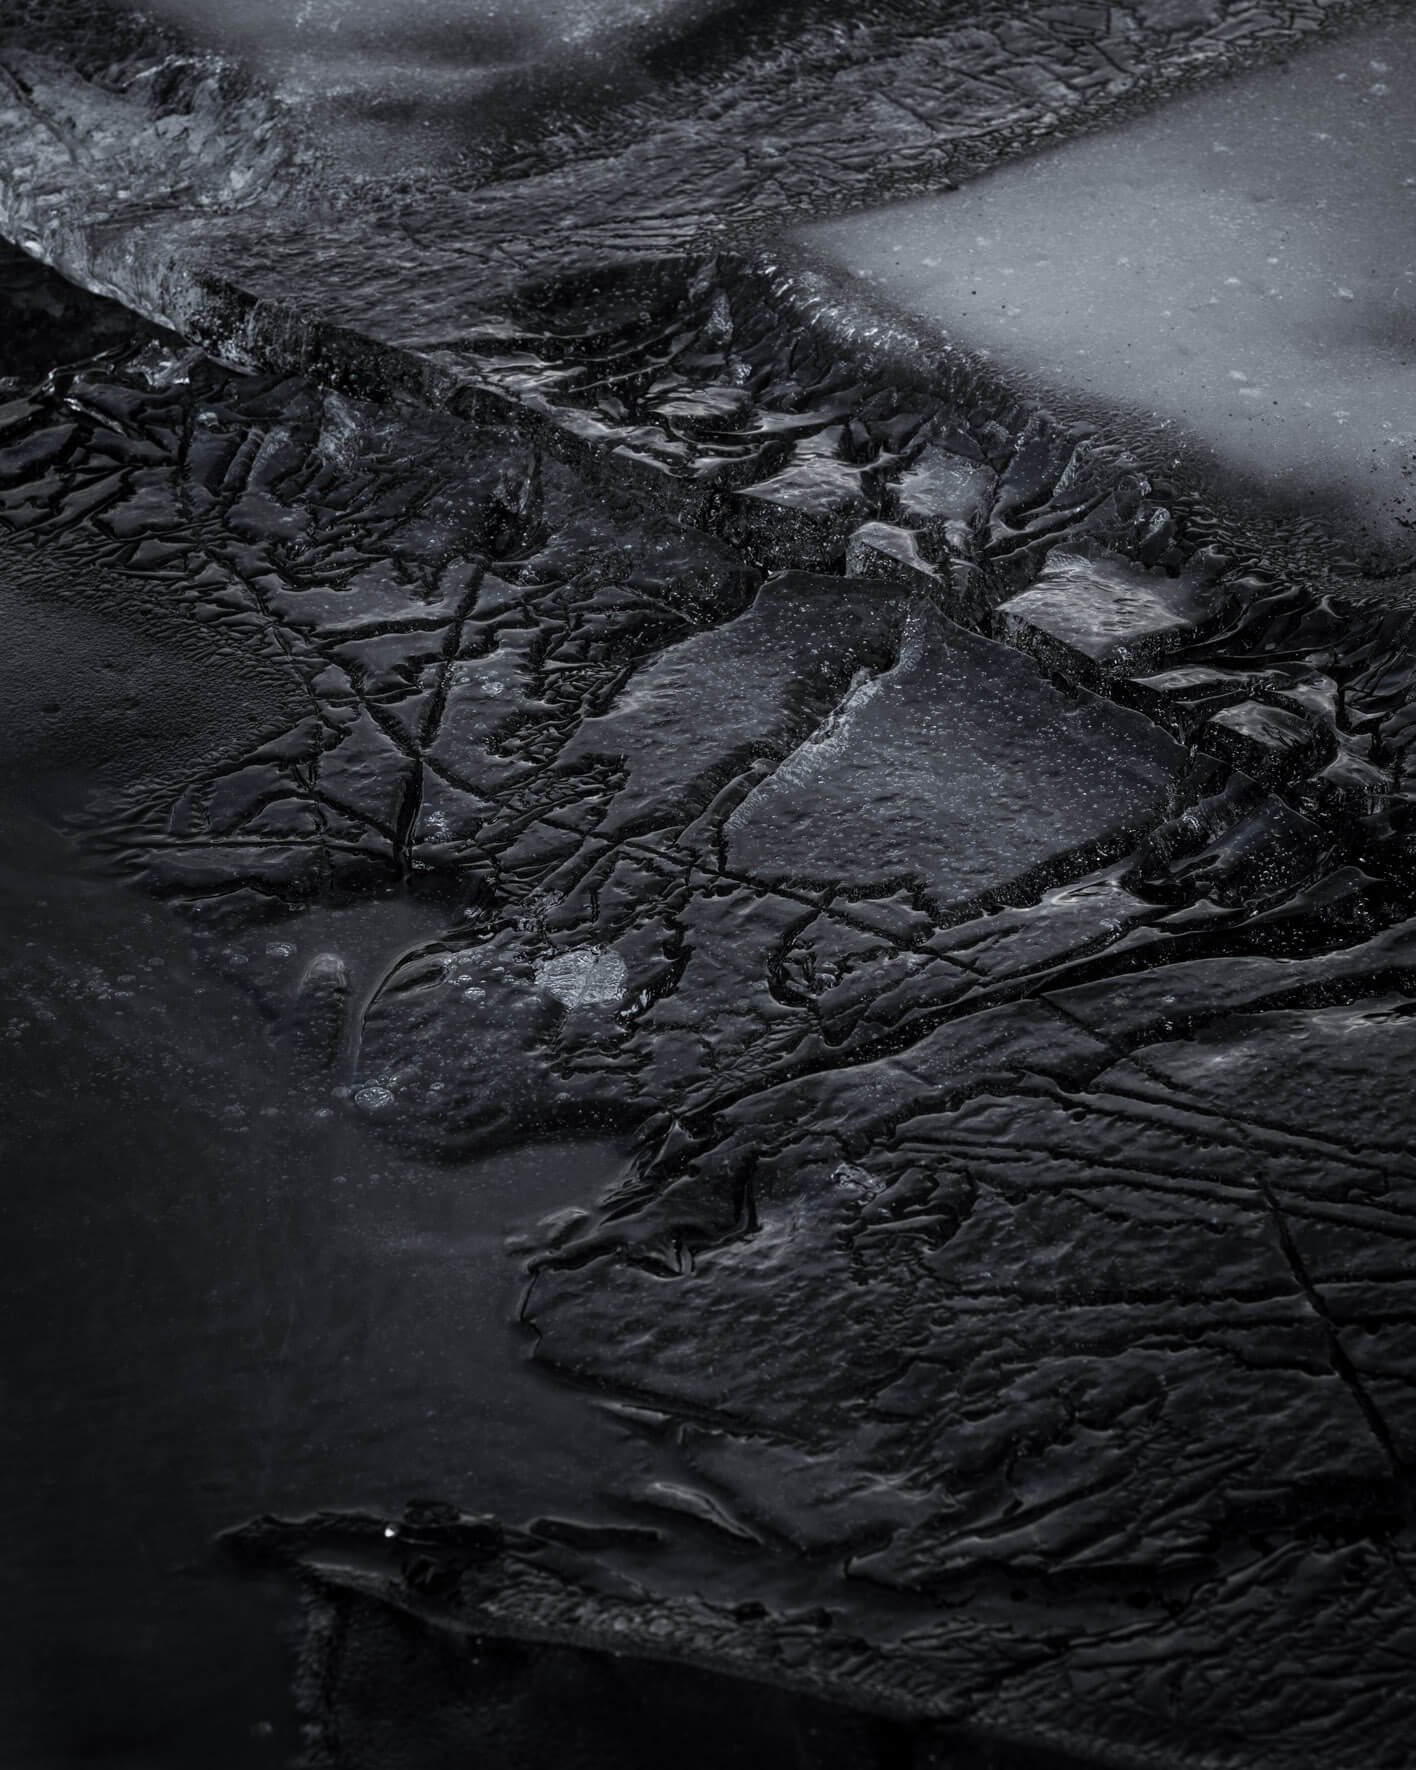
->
800;20;1416;558
534;947;627;1010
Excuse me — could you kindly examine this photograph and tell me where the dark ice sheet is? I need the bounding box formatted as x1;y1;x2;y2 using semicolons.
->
0;3;1415;1766
3;227;1415;1766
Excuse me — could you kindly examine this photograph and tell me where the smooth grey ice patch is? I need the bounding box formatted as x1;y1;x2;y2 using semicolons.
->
798;20;1416;562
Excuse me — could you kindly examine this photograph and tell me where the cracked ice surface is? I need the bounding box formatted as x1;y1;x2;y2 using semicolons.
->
800;18;1416;562
0;1;1390;382
2;3;1416;1767
534;947;629;1010
5;234;1416;1765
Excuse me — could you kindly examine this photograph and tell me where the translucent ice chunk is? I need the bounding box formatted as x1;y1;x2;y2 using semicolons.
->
533;946;627;1010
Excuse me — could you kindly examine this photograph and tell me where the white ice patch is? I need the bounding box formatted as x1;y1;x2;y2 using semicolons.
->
315;393;362;470
534;946;627;1010
127;341;202;389
832;1162;882;1196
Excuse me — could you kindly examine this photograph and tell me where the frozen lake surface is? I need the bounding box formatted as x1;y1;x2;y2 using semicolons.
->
4;5;1416;1766
801;20;1416;565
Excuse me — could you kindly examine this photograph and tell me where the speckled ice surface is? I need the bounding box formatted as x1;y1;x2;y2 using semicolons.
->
5;6;1416;1768
801;19;1416;562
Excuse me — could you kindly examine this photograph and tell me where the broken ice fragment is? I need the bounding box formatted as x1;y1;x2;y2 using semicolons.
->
652;385;752;433
1127;664;1255;726
996;549;1215;679
534;947;628;1010
125;341;202;389
893;443;996;542
724;602;1184;912
1202;699;1335;787
844;520;942;589
732;458;871;567
1308;741;1392;818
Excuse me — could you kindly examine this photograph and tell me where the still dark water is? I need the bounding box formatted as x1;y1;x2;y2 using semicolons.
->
0;808;641;1767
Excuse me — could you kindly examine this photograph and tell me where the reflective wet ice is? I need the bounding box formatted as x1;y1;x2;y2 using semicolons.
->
2;4;1416;1768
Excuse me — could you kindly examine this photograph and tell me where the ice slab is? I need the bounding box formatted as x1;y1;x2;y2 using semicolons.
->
722;603;1185;912
799;19;1416;563
996;548;1219;677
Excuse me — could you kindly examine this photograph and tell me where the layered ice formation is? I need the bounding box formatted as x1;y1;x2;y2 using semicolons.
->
3;3;1416;1767
801;19;1416;562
